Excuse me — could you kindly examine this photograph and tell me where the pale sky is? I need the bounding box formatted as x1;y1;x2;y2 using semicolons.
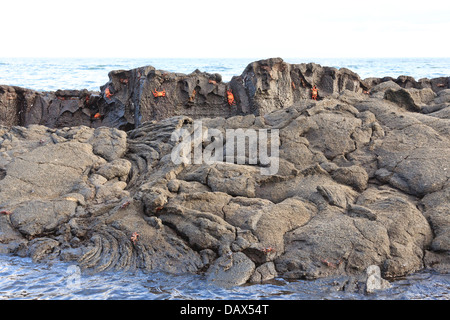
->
1;0;449;58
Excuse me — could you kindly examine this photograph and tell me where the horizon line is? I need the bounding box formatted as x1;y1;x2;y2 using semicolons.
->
1;56;450;60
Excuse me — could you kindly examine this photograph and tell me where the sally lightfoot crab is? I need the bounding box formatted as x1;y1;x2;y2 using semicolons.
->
226;90;236;106
152;89;166;98
130;232;140;244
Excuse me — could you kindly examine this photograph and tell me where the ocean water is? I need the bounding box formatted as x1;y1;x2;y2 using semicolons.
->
0;57;449;92
0;254;449;300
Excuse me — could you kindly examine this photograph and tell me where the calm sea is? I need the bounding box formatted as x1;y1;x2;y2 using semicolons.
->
0;57;449;92
1;254;449;300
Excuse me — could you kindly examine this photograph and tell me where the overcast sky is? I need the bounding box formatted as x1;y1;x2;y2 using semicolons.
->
1;0;449;58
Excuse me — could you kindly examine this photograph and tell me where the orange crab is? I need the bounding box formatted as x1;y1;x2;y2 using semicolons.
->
301;78;307;88
321;258;343;269
311;85;318;100
120;200;131;209
262;247;275;254
93;113;102;119
189;89;196;102
105;87;113;99
130;232;139;244
153;89;166;98
226;90;236;106
321;259;335;268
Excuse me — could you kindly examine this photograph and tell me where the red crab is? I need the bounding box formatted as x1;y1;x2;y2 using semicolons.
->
152;89;166;98
130;232;139;244
0;210;12;216
311;85;318;100
189;89;196;102
105;87;113;99
301;78;307;88
226;90;236;106
321;258;343;269
262;247;275;254
120;201;131;209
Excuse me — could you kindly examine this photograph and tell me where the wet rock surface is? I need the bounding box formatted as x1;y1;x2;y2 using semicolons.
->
0;58;449;289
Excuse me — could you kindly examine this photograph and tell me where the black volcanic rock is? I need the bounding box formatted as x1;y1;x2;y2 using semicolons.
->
2;58;448;130
0;85;97;128
0;58;449;288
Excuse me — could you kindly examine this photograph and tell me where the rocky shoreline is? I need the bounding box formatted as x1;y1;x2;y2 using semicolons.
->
0;58;449;291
